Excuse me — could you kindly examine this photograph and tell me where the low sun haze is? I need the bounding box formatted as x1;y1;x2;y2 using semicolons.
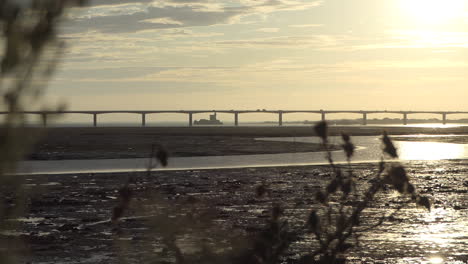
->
45;0;468;113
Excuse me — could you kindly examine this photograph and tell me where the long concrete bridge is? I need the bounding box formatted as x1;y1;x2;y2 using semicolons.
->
2;110;468;127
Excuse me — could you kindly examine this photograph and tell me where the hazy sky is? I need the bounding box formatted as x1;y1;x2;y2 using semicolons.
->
47;0;468;112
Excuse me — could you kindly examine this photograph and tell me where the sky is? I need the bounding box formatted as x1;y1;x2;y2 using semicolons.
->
43;0;468;116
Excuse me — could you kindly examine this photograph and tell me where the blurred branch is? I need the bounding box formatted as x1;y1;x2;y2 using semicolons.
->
0;1;87;262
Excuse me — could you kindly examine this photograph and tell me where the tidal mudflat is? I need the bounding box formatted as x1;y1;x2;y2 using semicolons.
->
3;127;468;263
28;129;330;160
5;161;468;263
24;126;468;160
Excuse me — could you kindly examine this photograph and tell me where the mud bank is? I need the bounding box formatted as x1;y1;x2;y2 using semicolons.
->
22;126;468;160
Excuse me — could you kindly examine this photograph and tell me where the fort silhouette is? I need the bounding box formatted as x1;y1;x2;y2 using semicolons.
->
2;110;468;127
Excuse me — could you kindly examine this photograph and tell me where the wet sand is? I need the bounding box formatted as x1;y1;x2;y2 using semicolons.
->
3;126;468;263
29;132;329;160
24;126;468;160
5;161;467;263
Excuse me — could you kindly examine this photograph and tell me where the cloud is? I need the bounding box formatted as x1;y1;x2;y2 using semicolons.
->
141;17;183;25
66;0;322;33
288;24;323;28
60;57;468;85
87;0;155;7
352;30;468;50
210;30;468;52
214;35;352;50
256;28;280;33
67;5;240;33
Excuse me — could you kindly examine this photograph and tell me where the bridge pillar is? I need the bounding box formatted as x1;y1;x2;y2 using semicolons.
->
403;113;408;125
234;112;239;126
362;113;367;125
189;113;193;127
278;112;283;126
442;113;447;125
321;111;326;121
93;113;97;127
41;113;47;127
141;113;146;127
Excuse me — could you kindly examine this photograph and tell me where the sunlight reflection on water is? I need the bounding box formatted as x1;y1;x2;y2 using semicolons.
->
396;141;467;160
428;256;444;264
401;123;463;128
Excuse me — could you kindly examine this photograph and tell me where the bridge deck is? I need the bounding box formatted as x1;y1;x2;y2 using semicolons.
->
1;110;467;127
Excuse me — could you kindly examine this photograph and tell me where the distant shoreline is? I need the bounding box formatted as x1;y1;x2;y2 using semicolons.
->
26;127;333;160
9;126;468;160
19;125;468;136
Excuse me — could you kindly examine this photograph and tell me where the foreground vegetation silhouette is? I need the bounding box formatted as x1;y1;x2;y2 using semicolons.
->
0;1;87;262
111;121;431;264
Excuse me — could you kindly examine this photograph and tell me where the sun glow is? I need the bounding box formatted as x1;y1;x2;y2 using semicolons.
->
396;141;466;160
428;257;444;264
401;0;466;25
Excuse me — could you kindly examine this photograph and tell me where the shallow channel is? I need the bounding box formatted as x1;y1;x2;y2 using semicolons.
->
16;135;468;174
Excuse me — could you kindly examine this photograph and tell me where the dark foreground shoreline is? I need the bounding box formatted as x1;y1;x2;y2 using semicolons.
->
2;127;467;263
4;161;467;264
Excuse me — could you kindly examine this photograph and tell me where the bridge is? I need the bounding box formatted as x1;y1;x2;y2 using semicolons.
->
1;110;468;127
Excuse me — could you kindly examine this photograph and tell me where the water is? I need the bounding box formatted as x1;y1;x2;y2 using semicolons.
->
16;135;468;174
